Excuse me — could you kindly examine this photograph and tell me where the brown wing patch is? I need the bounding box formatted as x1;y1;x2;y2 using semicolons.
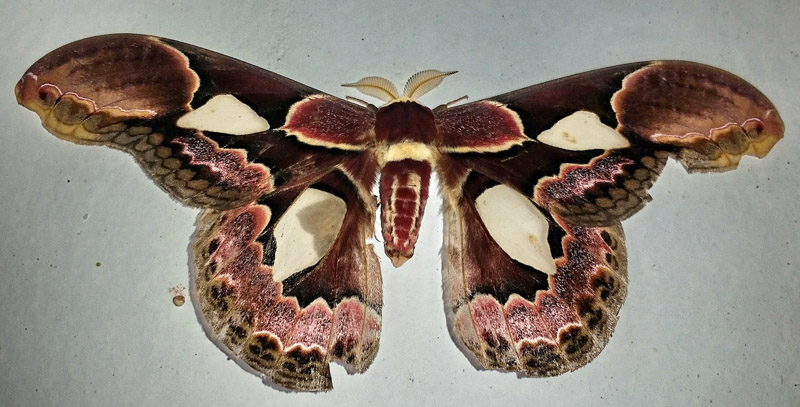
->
436;100;527;153
613;61;784;172
15;35;197;144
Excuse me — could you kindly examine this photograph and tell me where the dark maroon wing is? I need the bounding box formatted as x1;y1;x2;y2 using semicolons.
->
437;61;783;225
16;34;382;391
15;34;376;208
192;153;382;392
434;62;782;375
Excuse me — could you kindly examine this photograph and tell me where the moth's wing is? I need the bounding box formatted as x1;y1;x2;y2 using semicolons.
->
16;34;376;209
436;61;783;225
16;34;382;391
193;153;382;392
434;61;782;374
439;170;627;375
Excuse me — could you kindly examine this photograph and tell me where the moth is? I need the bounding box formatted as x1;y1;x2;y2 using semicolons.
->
16;34;783;392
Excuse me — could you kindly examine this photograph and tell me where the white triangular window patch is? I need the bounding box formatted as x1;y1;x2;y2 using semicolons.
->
271;188;347;282
537;111;630;151
475;184;557;275
177;94;270;135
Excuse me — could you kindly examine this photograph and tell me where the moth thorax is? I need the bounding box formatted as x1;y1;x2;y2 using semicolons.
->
375;100;437;144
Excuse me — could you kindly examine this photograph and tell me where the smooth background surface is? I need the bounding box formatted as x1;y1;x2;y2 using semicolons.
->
1;1;798;406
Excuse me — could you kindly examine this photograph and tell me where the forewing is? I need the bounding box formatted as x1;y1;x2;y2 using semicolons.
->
436;61;783;225
15;34;376;209
435;61;783;375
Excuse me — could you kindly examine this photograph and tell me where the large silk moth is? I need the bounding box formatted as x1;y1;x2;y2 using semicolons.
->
15;34;783;392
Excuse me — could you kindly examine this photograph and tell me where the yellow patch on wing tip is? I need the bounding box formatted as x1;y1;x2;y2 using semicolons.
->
538;111;630;151
177;94;270;135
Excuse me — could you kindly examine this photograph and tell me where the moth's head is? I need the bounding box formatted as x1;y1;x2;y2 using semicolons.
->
342;70;457;108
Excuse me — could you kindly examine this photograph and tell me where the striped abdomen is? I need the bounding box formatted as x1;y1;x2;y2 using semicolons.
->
379;158;432;266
